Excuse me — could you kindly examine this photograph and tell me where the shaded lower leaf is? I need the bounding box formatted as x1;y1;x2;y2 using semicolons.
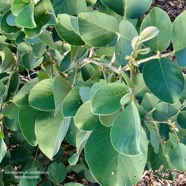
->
48;161;67;184
169;143;186;172
0;138;7;163
85;125;148;186
35;112;71;160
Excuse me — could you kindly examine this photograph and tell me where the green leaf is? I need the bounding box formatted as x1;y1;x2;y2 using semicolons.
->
62;87;83;117
53;76;71;116
16;2;36;28
141;93;159;112
48;162;67;184
111;102;142;155
35;112;71;160
19;167;40;186
11;0;27;16
177;111;186;129
92;83;128;115
79;87;91;103
139;26;159;44
152;102;181;122
59;0;87;15
19;98;42;146
64;183;84;186
56;14;84;46
13;78;37;107
29;78;55;111
143;58;184;104
172;11;186;51
68;131;91;165
0;138;7;163
0;47;16;73
38;30;56;50
140;7;172;52
99;110;120;127
1;10;21;34
78;12;118;47
2;103;19;120
115;20;138;66
144;121;160;153
85;125;148;186
0;81;5;108
74;100;99;131
169;143;186;172
100;0;152;18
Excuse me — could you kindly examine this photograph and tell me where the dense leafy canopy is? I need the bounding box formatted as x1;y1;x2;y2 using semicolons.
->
0;0;186;185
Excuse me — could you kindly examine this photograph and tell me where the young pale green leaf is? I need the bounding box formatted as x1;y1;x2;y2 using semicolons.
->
115;20;138;66
29;78;55;111
53;76;71;116
79;87;91;103
74;101;99;131
16;2;36;28
0;139;7;163
177;111;186;129
137;48;151;55
138;26;159;44
111;102;142;155
92;83;128;115
35;112;71;160
100;0;152;19
169;143;186;172
85;125;148;186
140;7;172;52
48;162;67;184
62;87;83;117
143;58;184;104
56;14;84;46
78;12;118;47
19;98;42;146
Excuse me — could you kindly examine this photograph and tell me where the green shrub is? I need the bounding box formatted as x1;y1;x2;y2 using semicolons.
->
0;0;186;185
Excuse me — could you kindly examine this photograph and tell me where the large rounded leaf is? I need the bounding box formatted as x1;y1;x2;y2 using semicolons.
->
35;112;71;160
85;125;148;186
172;11;186;67
169;143;186;172
115;20;138;66
74;101;99;131
56;14;84;46
78;12;118;47
143;58;184;104
100;0;152;18
140;7;172;52
92;83;128;115
19;98;42;146
29;78;55;111
111;102;141;155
